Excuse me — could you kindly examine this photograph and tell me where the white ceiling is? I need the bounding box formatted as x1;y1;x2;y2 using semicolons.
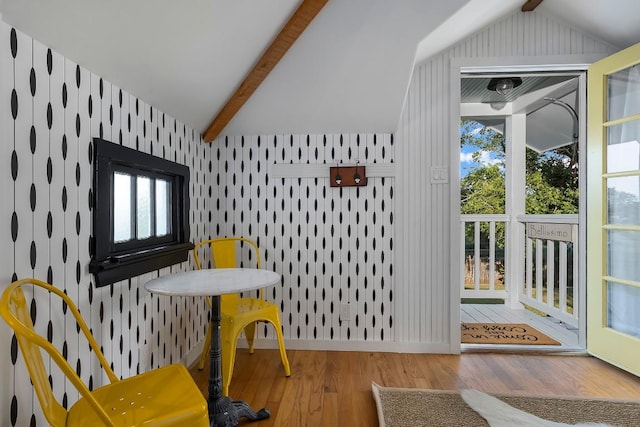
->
1;0;639;139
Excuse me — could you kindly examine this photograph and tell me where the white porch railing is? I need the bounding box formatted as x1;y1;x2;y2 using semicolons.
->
460;215;509;300
461;214;579;329
517;215;579;328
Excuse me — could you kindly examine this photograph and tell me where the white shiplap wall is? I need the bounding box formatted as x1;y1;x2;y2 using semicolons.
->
395;10;616;351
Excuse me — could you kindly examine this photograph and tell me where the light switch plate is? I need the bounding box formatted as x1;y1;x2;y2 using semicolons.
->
431;167;448;184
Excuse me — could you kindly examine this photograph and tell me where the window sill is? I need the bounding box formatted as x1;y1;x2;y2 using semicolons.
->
89;242;194;287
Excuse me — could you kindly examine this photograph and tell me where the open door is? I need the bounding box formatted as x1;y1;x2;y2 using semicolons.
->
587;42;640;376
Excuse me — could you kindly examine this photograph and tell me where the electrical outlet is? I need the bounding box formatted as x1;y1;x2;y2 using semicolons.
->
340;303;351;322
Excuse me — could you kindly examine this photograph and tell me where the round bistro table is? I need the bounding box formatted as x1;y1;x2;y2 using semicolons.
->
145;268;281;427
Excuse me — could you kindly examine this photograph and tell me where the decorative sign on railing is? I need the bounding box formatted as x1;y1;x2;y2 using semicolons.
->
526;222;573;242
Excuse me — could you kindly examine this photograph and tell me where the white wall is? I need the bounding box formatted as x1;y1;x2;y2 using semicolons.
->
395;10;616;351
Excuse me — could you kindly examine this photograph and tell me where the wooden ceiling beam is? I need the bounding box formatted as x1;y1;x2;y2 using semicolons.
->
203;0;328;142
521;0;543;12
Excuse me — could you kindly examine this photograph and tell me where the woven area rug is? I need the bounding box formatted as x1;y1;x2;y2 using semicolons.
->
371;383;640;427
461;322;560;345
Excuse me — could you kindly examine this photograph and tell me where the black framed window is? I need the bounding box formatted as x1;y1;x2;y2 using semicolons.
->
90;138;193;287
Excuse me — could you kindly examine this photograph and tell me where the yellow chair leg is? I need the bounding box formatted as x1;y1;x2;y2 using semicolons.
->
197;321;212;370
244;322;256;354
273;320;291;377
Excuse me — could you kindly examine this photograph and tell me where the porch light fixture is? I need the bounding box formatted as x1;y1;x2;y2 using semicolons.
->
487;77;522;96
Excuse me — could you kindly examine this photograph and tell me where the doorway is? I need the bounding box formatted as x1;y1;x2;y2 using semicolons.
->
458;70;587;351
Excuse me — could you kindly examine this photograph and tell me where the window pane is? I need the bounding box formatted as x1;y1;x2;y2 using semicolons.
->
607;230;640;282
156;179;171;236
113;172;132;242
606;121;640;174
607;176;640;225
137;176;152;239
607;65;640;121
607;281;640;338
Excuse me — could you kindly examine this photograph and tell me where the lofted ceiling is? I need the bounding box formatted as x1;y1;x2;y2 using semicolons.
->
1;0;640;140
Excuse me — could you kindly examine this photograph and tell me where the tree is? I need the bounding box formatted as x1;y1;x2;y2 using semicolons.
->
460;119;579;216
460;119;579;251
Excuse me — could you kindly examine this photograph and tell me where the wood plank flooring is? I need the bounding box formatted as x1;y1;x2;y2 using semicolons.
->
189;349;640;426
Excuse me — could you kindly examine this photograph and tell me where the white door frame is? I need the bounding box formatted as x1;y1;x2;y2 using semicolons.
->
449;55;605;352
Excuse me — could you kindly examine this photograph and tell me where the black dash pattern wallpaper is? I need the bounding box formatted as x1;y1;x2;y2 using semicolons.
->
1;22;208;426
205;134;395;345
1;21;395;426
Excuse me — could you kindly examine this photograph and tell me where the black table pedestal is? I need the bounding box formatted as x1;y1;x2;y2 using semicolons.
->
208;296;270;427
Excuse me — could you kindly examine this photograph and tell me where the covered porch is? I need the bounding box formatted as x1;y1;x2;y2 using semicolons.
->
460;214;584;351
458;70;586;351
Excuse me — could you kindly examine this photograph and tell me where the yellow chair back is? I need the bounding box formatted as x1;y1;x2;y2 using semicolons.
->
193;237;263;303
1;278;118;426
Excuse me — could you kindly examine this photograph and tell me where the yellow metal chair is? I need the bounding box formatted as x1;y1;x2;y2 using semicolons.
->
193;237;291;396
0;278;209;427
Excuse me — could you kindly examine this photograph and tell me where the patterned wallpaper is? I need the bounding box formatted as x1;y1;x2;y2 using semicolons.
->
206;134;395;344
1;21;396;425
1;22;209;426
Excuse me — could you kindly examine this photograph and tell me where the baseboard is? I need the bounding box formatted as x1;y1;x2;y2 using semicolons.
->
235;338;453;354
182;336;453;365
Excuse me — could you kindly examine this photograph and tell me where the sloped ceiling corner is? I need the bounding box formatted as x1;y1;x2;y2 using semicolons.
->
2;0;638;140
0;0;471;139
220;0;472;137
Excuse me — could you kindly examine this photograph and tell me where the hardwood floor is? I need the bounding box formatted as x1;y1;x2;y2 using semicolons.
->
189;349;640;426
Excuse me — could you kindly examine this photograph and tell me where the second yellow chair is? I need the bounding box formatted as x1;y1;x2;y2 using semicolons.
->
193;237;291;396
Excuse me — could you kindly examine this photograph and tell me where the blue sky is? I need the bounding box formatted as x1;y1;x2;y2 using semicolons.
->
459;121;501;178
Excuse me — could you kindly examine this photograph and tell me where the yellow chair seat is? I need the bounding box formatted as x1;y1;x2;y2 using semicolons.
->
67;364;208;427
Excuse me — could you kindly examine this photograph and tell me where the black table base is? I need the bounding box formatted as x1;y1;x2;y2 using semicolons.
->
208;295;269;426
210;397;270;426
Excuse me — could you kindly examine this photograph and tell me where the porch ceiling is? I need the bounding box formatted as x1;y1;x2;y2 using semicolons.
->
461;74;580;153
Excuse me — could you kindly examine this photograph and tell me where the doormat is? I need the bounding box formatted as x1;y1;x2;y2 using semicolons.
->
461;323;560;345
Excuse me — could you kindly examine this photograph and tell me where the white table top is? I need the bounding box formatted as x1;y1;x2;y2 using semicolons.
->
144;268;281;297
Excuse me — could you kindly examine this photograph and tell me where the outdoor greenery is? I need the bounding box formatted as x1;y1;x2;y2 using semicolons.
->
460;119;579;217
460;119;579;294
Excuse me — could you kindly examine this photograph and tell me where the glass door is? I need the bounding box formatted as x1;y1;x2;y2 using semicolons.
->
587;42;640;375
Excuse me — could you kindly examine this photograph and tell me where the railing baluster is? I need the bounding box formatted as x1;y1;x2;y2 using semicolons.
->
489;221;496;291
461;220;466;296
526;237;533;298
559;241;568;313
547;240;555;308
536;239;543;302
572;224;579;320
474;221;480;292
